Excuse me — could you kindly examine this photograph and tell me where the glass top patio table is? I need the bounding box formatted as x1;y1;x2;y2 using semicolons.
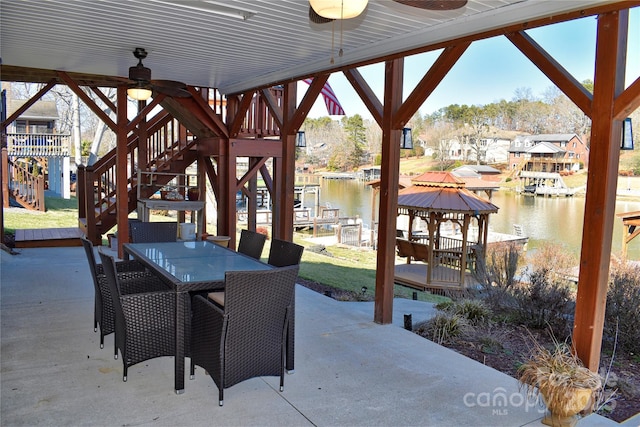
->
122;240;272;394
124;241;270;285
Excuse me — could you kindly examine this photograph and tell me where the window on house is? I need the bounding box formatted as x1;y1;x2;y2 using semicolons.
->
16;120;27;133
573;142;577;148
569;152;575;158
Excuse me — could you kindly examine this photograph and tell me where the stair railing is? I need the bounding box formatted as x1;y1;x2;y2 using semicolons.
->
79;111;197;241
7;158;45;211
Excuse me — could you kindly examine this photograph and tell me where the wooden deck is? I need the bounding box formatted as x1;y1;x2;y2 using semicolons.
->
14;227;83;248
394;262;478;295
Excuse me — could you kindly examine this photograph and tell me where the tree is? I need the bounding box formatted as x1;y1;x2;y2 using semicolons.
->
341;114;367;170
462;105;490;165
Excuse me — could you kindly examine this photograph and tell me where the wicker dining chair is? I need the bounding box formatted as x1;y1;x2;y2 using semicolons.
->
190;265;299;406
98;249;177;382
267;238;304;267
80;236;169;353
236;229;266;260
129;221;178;243
266;238;303;374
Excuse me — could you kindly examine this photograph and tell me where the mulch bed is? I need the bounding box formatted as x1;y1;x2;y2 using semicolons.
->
297;279;639;423
438;324;640;423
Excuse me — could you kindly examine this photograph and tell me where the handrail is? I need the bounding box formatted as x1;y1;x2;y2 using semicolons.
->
78;110;198;241
7;158;45;211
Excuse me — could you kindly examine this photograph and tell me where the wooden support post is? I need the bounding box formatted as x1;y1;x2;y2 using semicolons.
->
274;82;297;241
374;58;403;325
218;138;235;248
248;158;258;231
573;9;628;371
116;86;129;258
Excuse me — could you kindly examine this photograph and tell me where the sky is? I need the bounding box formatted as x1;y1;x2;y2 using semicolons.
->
301;7;640;121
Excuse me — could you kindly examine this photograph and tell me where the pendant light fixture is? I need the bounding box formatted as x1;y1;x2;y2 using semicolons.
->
309;0;368;20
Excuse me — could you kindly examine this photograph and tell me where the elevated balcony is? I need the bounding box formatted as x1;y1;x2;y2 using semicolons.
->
6;133;71;157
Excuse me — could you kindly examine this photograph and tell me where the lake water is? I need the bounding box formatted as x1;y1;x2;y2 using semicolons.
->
312;178;640;260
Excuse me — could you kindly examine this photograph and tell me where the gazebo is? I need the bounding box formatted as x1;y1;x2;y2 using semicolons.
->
395;172;498;292
617;210;640;258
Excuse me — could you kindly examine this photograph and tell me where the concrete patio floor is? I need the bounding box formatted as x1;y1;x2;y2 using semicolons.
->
1;246;619;426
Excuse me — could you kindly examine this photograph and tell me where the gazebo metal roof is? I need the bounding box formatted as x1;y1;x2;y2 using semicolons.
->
398;172;498;214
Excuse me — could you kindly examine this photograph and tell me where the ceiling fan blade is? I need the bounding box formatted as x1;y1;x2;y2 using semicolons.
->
392;0;467;11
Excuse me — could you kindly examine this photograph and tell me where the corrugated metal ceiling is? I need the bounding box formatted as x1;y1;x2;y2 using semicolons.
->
0;0;610;94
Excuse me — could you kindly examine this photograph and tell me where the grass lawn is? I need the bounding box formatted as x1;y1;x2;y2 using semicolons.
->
4;196;447;304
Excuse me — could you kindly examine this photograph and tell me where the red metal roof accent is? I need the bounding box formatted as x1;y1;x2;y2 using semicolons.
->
411;171;465;188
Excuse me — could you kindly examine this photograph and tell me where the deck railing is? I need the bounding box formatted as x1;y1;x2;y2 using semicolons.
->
78;111;196;242
7;158;45;211
6;133;70;157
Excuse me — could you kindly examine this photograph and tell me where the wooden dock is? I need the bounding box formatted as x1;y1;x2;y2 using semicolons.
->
13;227;83;248
394;263;478;296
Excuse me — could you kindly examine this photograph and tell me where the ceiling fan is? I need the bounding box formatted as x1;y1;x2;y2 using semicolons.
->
126;47;190;100
391;0;468;11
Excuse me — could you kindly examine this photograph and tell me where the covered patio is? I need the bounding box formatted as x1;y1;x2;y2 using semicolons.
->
0;246;619;426
1;0;639;380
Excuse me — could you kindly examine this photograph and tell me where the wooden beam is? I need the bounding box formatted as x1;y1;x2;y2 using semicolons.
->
203;156;219;201
506;31;593;117
614;76;640;120
1;80;56;128
186;86;230;138
126;95;165;133
260;88;283;130
229;139;282;158
343;68;383;127
89;87;116;113
115;86;129;258
236;157;268;190
395;43;470;128
573;9;628;371
273;82;297;240
291;74;329;131
229;90;256;137
260;164;273;195
374;58;404;325
57;72;117;131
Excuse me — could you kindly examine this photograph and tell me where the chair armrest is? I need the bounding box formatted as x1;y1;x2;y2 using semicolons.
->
120;291;176;319
118;271;170;294
115;259;147;273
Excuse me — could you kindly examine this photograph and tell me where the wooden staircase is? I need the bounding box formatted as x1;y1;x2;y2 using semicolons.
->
77;86;285;245
78;110;199;244
7;157;46;211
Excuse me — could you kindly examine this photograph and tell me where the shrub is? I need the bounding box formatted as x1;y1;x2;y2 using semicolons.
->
527;242;577;276
512;268;574;339
474;242;523;313
604;261;640;353
434;300;454;312
414;313;469;345
451;299;492;325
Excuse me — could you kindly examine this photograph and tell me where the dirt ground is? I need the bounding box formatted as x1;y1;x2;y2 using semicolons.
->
297;279;640;423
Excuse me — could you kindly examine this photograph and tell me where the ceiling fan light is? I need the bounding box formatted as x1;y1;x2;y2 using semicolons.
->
309;0;368;19
127;83;153;101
